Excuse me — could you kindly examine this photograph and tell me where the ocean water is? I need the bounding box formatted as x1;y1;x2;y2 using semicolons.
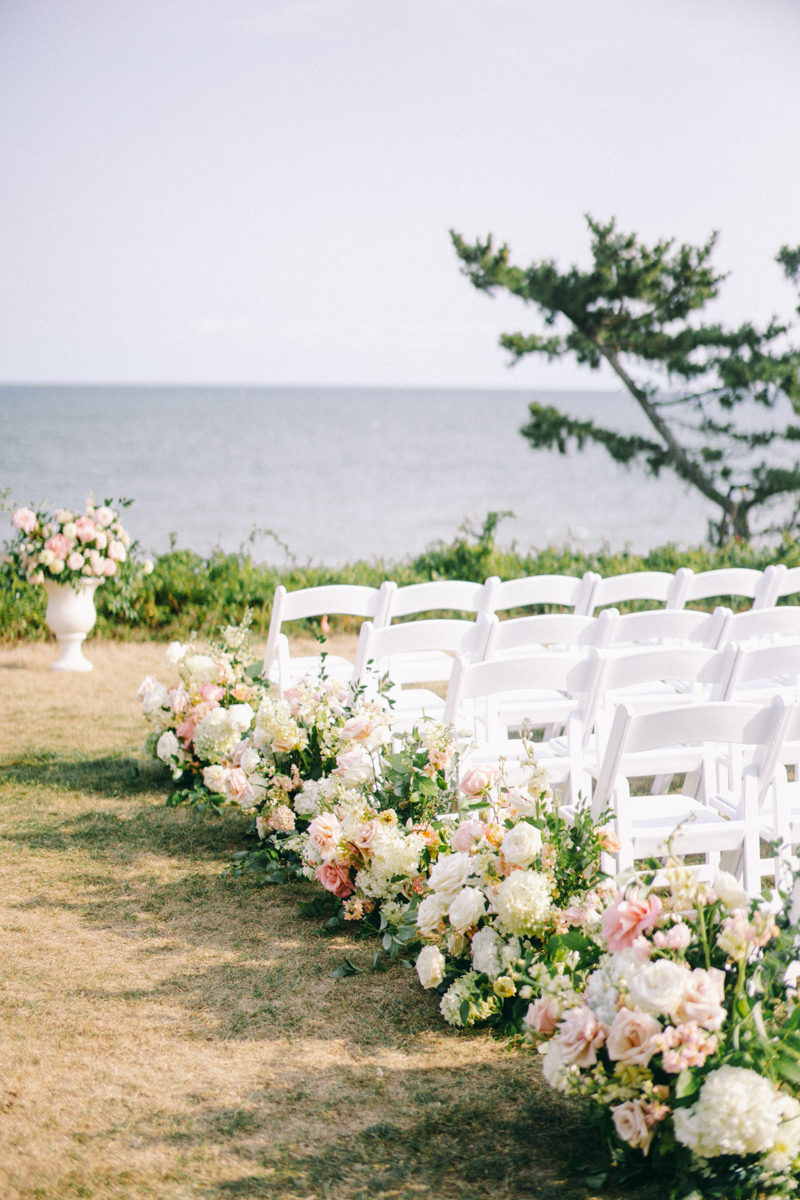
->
0;385;713;564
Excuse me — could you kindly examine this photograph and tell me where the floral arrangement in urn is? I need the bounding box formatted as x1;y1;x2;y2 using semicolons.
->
7;496;152;589
527;864;800;1198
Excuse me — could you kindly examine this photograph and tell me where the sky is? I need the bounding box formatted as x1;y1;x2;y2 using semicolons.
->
0;0;799;389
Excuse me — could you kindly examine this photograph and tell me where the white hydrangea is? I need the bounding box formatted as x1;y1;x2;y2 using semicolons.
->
183;653;218;684
254;697;307;755
440;970;499;1027
470;926;504;978
355;827;424;900
585;950;644;1026
294;779;323;816
673;1066;797;1160
493;870;551;936
164;641;186;666
193;708;239;763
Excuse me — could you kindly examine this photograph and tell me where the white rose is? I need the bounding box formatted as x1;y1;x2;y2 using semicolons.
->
164;641;186;666
501;822;543;867
203;764;230;793
49;559;64;573
142;684;169;715
40;548;56;566
417;892;450;935
227;703;254;734
427;851;474;896
62;521;77;538
627;958;690;1017
713;870;749;910
239;747;261;774
109;539;127;563
470;925;504;978
447;886;487;933
415;945;446;989
156;731;179;761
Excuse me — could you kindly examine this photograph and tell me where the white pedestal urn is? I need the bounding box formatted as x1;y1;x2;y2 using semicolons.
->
43;578;103;672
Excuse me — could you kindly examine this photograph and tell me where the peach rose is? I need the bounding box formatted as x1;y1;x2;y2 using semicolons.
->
45;533;71;560
12;507;37;533
307;812;341;860
225;767;256;807
350;819;379;853
102;558;117;576
606;1007;662;1066
602;888;662;952
597;828;622;853
552;1006;608;1067
315;860;354;898
459;764;498;796
671;967;726;1031
450;819;485;853
612;1099;654;1155
340;712;391;753
198;683;225;703
525;995;561;1034
74;516;96;542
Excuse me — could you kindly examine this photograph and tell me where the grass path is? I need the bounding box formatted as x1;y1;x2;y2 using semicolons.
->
0;639;639;1200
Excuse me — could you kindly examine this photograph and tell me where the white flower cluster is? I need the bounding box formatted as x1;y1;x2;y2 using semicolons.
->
674;1067;800;1169
254;697;307;756
194;704;254;764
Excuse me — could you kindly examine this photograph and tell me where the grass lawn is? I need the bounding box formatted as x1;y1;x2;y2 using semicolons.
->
0;638;663;1200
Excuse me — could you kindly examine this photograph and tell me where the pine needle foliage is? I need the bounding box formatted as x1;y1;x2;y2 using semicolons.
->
451;217;800;544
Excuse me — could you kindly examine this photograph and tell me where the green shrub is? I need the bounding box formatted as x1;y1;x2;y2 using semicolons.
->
3;514;800;644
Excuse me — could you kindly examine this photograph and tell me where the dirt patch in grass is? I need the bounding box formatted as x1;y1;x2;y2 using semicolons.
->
0;641;667;1200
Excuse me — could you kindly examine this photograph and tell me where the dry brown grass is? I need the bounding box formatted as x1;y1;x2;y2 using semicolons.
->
0;639;662;1200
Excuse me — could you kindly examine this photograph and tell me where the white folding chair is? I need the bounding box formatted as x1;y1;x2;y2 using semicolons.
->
772;564;800;605
587;569;689;614
565;697;790;895
716;603;800;649
443;652;605;802
486;572;600;617
677;567;773;611
263;582;394;693
379;579;495;684
605;606;728;651
482;608;618;662
349;616;494;731
750;705;800;886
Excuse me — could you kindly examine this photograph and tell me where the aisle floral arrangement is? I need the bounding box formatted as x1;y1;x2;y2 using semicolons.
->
411;752;615;1031
526;864;800;1198
5;494;154;619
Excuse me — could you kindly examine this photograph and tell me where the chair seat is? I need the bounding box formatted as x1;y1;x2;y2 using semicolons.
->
383;649;455;684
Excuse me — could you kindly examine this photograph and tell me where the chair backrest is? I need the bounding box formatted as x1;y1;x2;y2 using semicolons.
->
350;616;493;690
483;608;618;658
607;607;728;649
774;564;800;602
263;582;394;677
679;567;770;609
486;571;600;616
384;579;493;621
717;604;800;648
591;696;789;820
264;582;393;677
442;650;599;730
723;640;800;698
588;570;682;613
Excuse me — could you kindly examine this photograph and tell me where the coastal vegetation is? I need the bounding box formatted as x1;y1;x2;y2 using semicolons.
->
4;512;800;644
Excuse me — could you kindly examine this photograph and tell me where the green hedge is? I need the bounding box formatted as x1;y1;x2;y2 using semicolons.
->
4;514;800;644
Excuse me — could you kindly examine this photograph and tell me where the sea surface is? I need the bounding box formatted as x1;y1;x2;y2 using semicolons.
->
0;385;714;565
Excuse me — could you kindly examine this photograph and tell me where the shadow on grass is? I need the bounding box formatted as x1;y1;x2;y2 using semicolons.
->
0;749;169;798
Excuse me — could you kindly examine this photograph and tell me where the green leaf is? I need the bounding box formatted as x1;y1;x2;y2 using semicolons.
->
459;999;471;1026
329;957;364;979
675;1069;701;1099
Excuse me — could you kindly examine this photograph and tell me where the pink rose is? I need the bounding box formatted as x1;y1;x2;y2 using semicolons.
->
12;507;37;533
450;819;485;853
552;1006;608;1067
315;860;354;898
45;533;71;560
350;819;379;853
225;767;256;807
102;558;117;576
94;505;115;528
459;764;498;796
653;922;692;951
94;530;108;550
525;995;561;1034
602;888;662;952
66;551;84;571
671;967;726;1031
74;516;96;542
340;712;391;752
606;1007;662;1066
175;700;218;748
231;738;252;766
307;812;341;860
611;1099;655;1156
198;683;225;703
